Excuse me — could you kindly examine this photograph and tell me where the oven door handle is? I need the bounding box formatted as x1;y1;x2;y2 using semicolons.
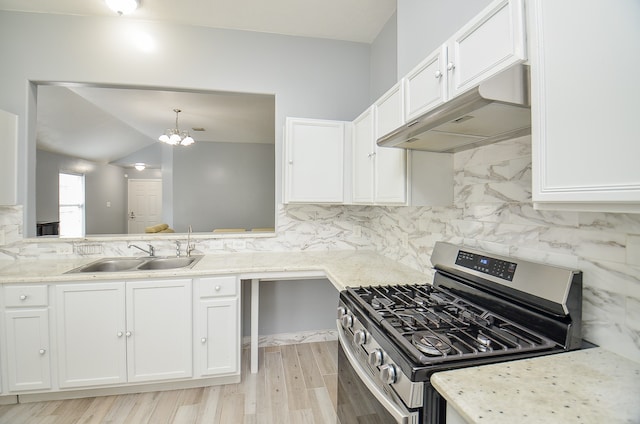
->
337;323;419;424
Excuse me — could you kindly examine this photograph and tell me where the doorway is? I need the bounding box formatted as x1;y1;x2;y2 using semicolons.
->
127;179;162;234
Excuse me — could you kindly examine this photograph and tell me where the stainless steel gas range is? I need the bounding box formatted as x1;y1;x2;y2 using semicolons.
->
336;242;583;424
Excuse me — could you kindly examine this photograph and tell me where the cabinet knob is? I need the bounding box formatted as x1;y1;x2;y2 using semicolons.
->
39;348;46;355
215;285;221;291
447;62;455;71
435;70;442;79
19;295;27;300
125;331;132;337
288;160;293;164
201;337;207;343
117;331;123;337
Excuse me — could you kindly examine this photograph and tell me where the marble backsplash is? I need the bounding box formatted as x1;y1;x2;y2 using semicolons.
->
0;136;639;362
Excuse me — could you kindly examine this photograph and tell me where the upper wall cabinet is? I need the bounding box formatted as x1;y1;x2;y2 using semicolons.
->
529;0;640;212
353;83;407;205
284;117;348;204
447;0;526;98
0;109;18;206
404;0;526;123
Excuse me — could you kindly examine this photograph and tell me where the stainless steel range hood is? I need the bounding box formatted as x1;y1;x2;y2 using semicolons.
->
377;65;531;153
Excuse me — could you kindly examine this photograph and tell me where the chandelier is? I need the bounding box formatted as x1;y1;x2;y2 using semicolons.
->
158;109;195;146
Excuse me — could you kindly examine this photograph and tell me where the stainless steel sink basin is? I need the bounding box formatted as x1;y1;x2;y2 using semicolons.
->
136;256;200;270
66;255;203;273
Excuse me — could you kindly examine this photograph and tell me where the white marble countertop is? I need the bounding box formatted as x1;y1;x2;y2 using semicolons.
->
431;347;640;424
0;250;429;290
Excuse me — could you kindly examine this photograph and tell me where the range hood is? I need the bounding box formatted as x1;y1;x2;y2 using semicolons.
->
377;65;531;153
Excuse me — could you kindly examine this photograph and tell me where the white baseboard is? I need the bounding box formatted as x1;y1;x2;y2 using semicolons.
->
242;329;337;348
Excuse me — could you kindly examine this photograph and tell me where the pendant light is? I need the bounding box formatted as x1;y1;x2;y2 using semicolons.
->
158;109;195;147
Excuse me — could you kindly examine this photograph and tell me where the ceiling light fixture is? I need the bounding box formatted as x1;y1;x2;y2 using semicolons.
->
158;109;195;146
106;0;138;15
134;163;146;171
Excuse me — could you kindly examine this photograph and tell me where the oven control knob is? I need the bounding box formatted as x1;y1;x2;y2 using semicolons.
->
340;314;353;328
379;364;398;384
336;306;347;319
353;330;367;345
368;349;384;366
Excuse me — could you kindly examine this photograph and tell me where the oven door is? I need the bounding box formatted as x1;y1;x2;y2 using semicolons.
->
337;324;420;424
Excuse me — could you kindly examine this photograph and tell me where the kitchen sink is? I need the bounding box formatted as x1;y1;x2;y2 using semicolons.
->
136;256;200;270
66;255;203;273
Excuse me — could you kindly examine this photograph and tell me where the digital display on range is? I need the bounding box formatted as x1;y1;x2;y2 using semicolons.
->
455;250;517;281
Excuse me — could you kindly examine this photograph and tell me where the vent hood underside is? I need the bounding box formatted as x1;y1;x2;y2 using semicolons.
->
377;65;531;153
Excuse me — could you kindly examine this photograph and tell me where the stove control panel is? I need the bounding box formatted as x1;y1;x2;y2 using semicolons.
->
456;250;517;281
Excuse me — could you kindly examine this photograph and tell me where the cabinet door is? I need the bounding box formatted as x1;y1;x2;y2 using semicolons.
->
375;82;404;138
405;46;448;121
196;298;239;376
126;279;192;383
4;309;50;391
352;107;375;203
447;0;526;98
530;0;640;212
284;118;345;203
56;283;127;388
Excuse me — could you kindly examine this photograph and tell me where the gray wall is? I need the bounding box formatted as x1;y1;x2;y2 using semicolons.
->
397;0;492;76
0;11;372;236
370;12;398;101
172;142;275;232
36;149;127;234
241;279;338;337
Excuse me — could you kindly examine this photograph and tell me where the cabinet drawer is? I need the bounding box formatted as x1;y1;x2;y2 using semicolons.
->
4;285;48;307
197;277;237;298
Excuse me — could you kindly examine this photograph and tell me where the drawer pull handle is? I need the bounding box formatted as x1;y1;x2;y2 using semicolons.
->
39;349;46;355
215;285;221;291
19;295;27;300
201;337;207;343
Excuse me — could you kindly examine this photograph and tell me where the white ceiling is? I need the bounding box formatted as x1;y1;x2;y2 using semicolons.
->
0;0;396;43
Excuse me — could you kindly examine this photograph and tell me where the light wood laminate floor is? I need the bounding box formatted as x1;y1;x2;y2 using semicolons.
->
0;341;339;424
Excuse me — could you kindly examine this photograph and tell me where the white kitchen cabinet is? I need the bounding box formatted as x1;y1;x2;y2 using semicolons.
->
405;46;448;122
529;0;640;212
56;282;128;388
352;84;407;205
56;279;192;388
446;0;526;98
0;109;18;206
4;309;51;391
194;276;240;377
2;285;50;392
284;117;348;204
126;279;192;382
403;0;526;124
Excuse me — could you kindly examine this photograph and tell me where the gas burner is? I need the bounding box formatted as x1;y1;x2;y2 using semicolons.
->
476;333;492;352
412;333;452;356
414;296;430;306
371;297;394;309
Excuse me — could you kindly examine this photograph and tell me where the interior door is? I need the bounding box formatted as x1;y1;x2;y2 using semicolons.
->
127;179;162;234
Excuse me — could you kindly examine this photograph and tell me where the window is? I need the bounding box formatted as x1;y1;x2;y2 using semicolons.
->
59;172;85;237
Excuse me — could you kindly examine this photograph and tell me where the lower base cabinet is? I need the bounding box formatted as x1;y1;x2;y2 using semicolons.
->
1;275;239;402
56;279;192;388
194;276;240;377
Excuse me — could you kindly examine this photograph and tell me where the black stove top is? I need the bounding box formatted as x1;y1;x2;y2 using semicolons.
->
346;284;557;365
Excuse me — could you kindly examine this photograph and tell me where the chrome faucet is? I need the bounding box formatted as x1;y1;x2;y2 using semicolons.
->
127;242;155;257
186;225;195;257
